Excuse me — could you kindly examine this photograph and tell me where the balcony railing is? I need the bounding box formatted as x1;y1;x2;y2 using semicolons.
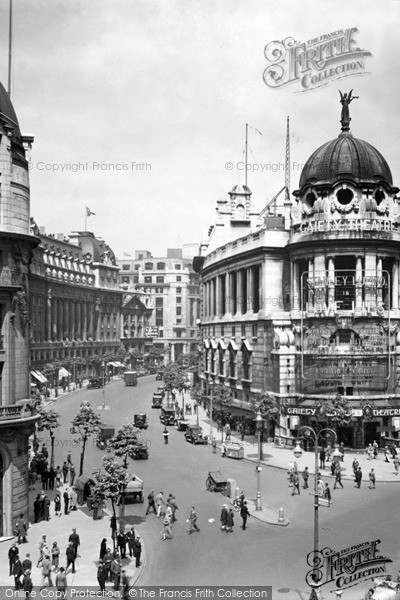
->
0;403;37;421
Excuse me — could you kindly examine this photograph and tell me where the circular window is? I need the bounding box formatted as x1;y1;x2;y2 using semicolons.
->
375;190;385;205
336;189;353;205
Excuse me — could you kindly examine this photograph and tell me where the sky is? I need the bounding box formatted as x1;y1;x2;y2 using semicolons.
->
0;0;399;258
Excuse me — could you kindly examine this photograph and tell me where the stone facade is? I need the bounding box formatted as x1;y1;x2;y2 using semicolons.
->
0;82;39;535
117;247;201;363
196;105;400;449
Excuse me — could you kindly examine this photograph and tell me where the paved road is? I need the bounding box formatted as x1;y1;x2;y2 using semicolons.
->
36;377;400;599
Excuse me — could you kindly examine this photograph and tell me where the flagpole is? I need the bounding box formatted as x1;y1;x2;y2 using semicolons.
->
8;0;12;96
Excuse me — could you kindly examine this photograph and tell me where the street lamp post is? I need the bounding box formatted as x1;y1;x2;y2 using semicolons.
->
293;426;337;594
254;410;265;511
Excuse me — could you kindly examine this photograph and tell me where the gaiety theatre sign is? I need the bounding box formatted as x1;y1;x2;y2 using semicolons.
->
263;28;372;91
306;539;392;589
293;218;396;234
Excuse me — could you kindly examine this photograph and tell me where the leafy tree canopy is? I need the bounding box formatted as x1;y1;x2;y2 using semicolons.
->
70;402;104;439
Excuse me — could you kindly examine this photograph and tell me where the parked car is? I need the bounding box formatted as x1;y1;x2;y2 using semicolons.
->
175;418;190;431
134;413;148;429
96;426;115;450
185;424;208;445
87;378;103;389
156;371;164;381
160;407;175;426
152;393;163;408
128;442;149;460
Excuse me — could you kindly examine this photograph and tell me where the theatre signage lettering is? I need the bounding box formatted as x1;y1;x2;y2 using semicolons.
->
286;406;400;417
293;218;396;234
306;539;392;589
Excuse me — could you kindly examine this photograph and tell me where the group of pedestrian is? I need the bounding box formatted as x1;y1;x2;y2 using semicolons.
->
220;499;250;531
97;533;141;594
8;545;33;595
33;492;51;523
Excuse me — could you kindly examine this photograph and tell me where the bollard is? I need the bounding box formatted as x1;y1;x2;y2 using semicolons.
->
278;507;285;523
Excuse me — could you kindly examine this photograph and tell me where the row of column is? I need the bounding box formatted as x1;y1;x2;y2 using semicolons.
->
38;296;119;342
292;255;400;311
203;265;261;319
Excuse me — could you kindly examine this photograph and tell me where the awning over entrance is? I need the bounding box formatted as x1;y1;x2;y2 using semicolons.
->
30;370;48;384
58;367;71;378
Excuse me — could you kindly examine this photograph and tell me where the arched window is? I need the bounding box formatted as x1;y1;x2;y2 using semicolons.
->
305;191;316;209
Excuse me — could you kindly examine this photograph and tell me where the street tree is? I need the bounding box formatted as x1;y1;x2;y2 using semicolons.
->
251;392;279;460
107;423;142;466
90;454;130;544
164;363;189;414
70;402;104;476
37;406;60;468
176;351;199;370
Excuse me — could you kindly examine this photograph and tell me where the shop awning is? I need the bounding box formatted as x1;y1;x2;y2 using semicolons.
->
58;367;71;378
31;370;48;384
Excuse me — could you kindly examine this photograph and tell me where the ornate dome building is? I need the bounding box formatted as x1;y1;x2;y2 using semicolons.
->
197;95;400;449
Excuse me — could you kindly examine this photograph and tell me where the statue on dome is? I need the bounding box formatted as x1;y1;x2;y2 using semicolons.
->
339;89;358;131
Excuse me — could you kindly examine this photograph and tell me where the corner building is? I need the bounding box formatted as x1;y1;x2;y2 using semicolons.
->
0;82;39;535
197;104;400;448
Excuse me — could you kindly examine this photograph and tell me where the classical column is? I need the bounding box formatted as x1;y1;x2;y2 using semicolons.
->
52;295;57;341
225;272;231;316
70;300;76;340
59;299;64;341
215;276;221;317
88;302;94;340
328;258;335;308
247;267;253;313
76;301;81;339
394;261;400;311
82;302;87;340
377;257;383;305
230;272;237;314
46;291;52;342
293;261;300;310
170;343;175;362
308;258;314;309
236;270;242;314
355;257;363;312
63;300;69;340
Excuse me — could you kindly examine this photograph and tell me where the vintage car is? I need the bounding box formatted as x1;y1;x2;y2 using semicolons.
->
134;413;148;430
128;441;149;460
124;475;144;502
184;424;208;445
175;418;190;431
152;392;163;408
123;371;138;386
96;426;115;450
87;378;103;389
160;406;176;426
156;371;164;381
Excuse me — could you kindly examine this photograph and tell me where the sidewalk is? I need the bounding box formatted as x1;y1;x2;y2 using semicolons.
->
0;483;145;590
189;403;400;483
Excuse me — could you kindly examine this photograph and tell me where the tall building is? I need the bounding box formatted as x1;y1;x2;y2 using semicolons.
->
117;246;201;363
196;98;400;448
0;82;39;535
29;226;153;379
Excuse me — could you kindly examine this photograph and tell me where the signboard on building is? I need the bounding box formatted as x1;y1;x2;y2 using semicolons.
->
300;269;392;392
145;326;159;337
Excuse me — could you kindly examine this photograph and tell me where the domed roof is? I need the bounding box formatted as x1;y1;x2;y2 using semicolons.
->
229;184;251;195
298;131;393;191
0;80;24;149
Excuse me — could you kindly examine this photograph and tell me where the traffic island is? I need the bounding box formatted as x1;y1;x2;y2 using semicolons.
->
247;500;291;526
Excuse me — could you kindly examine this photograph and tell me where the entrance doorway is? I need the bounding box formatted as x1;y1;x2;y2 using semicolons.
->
365;422;379;446
336;426;353;447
